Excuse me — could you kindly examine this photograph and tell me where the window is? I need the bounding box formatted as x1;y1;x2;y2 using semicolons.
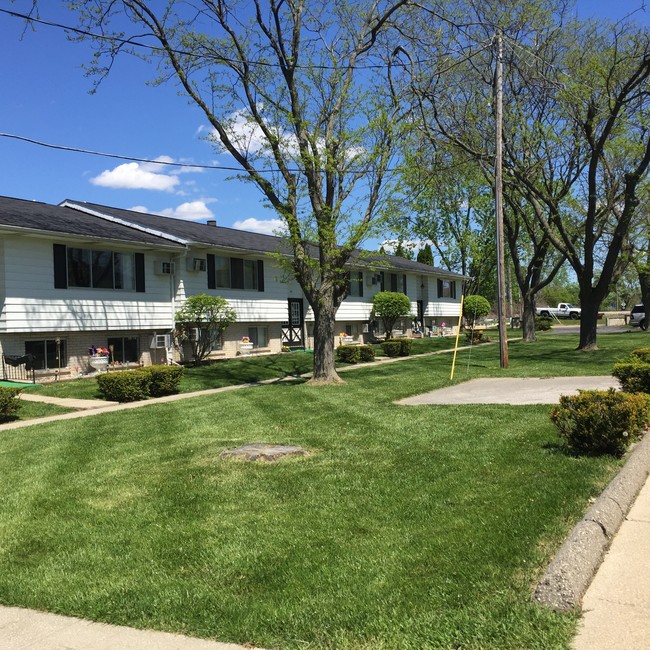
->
54;244;141;292
24;339;67;370
107;337;139;363
208;254;264;292
248;326;268;348
347;271;364;297
437;279;457;298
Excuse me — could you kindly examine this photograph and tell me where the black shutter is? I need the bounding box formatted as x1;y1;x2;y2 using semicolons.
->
257;260;265;292
207;253;216;290
134;253;145;292
437;279;443;298
402;274;407;294
358;271;364;297
380;271;385;291
53;244;67;289
451;281;456;299
231;258;244;289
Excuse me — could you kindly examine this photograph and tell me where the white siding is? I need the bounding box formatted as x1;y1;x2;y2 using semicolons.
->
1;236;174;332
175;252;293;323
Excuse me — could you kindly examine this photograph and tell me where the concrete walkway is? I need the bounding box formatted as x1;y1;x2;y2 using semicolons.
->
396;375;620;405
573;476;650;650
0;606;263;650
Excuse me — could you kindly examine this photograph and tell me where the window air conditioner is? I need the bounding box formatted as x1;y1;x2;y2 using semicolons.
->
187;257;207;272
150;334;171;349
154;261;175;275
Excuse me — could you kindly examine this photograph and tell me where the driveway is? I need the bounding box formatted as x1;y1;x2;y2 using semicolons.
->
397;376;620;406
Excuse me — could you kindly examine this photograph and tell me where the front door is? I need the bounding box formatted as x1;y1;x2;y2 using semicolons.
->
282;299;305;349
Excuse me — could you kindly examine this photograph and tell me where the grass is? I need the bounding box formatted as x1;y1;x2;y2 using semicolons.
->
0;333;640;648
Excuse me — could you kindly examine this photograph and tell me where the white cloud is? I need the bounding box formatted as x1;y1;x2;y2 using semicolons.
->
131;200;216;222
233;217;287;235
91;162;180;192
160;201;216;221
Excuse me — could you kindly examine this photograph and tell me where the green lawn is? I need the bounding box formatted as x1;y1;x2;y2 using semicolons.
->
0;333;642;648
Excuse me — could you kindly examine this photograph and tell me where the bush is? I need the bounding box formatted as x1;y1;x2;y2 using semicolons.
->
0;387;21;422
140;365;184;397
97;370;151;403
613;349;650;394
381;339;412;357
465;330;488;344
359;345;375;363
535;316;553;331
336;345;361;364
630;348;650;364
550;389;650;457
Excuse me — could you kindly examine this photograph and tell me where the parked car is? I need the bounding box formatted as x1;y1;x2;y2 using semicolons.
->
630;304;647;331
535;303;581;320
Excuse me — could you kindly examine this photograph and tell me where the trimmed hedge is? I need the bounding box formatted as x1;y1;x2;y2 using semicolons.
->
140;365;184;397
336;345;376;364
550;389;650;457
535;316;553;331
612;348;650;394
97;365;184;402
0;387;21;423
336;345;360;364
381;339;412;357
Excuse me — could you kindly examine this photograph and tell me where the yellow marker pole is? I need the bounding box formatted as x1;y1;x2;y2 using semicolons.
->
450;294;464;381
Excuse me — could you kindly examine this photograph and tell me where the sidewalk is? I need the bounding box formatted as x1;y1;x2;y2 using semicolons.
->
573;475;650;650
0;605;263;650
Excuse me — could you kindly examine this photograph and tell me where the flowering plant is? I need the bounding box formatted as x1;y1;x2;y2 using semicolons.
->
89;346;110;357
339;332;349;337
241;336;251;344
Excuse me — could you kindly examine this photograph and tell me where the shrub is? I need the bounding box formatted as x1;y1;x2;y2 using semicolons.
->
381;340;402;357
359;345;375;363
612;350;650;394
535;316;553;331
465;330;488;344
97;370;151;403
0;387;21;423
381;339;412;357
140;365;184;397
336;345;361;364
630;348;650;364
463;295;491;328
550;389;650;457
398;338;412;356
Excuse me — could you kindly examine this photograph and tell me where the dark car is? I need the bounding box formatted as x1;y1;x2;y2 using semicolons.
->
630;304;647;331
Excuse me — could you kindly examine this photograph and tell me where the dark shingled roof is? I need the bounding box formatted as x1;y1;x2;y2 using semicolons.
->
63;200;466;279
0;196;184;248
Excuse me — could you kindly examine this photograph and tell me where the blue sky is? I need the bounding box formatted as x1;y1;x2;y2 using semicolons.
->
0;1;648;236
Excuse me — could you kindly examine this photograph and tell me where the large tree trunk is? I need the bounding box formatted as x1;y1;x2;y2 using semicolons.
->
310;295;343;385
521;291;537;342
578;286;601;350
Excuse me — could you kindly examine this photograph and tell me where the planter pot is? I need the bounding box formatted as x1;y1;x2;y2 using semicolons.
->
89;356;110;372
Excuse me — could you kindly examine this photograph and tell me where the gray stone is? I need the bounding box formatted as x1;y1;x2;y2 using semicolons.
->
220;443;310;462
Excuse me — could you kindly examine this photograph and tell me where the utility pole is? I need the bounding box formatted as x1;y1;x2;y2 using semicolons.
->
494;29;509;368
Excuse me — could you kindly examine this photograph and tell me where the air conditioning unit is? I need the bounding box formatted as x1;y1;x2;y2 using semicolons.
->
187;257;207;272
150;334;171;349
154;261;175;275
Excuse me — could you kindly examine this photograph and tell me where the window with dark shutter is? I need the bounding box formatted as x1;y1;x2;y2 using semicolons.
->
207;254;216;289
231;258;244;289
53;244;67;289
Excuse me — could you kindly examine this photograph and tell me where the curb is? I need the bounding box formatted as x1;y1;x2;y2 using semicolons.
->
533;432;650;611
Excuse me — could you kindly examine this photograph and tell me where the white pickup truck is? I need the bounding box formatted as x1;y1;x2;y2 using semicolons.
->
536;303;581;320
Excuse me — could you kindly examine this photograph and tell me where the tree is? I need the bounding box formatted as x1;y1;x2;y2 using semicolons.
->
416;243;434;265
372;291;412;338
66;0;410;383
175;295;237;364
463;294;491;329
